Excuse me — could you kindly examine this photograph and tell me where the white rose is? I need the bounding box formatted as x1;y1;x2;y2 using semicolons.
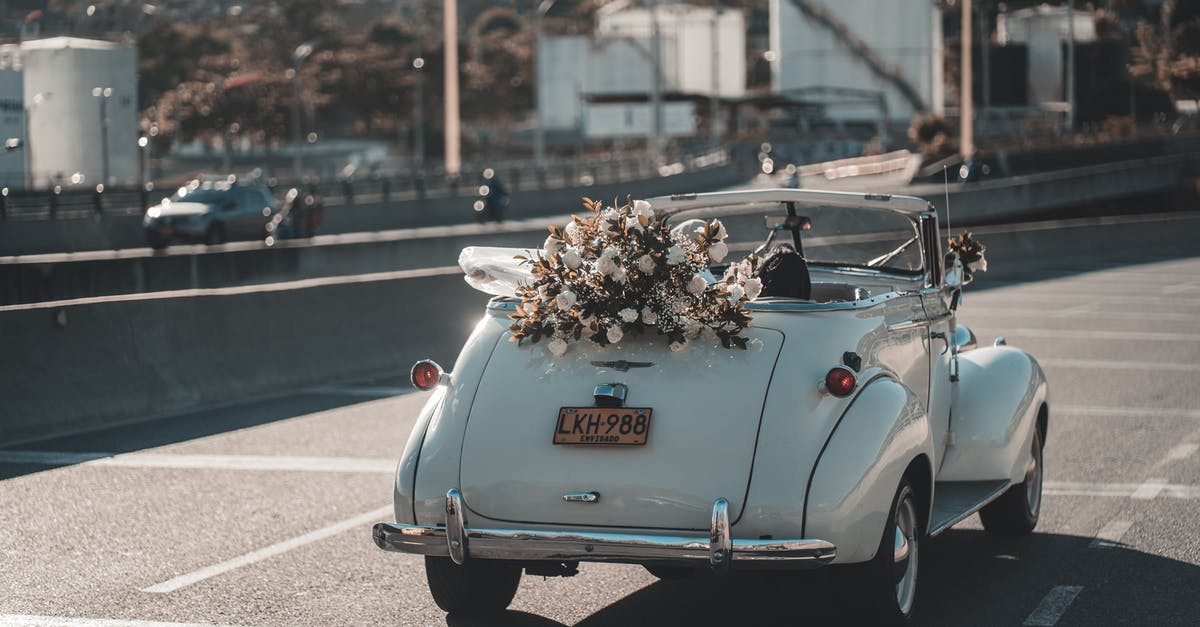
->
641;307;658;325
607;326;623;344
624;216;643;232
666;245;686;266
548;338;568;357
596;254;618;276
599;209;621;236
727;284;745;302
543;235;564;254
633;199;654;219
743;277;762;301
968;254;988;273
611;267;627;284
713;220;728;241
555;290;577;311
564;221;582;245
637;254;656;274
562;248;582;270
669;340;687;352
687;274;707;296
602;246;619;258
619;308;639;323
708;240;729;263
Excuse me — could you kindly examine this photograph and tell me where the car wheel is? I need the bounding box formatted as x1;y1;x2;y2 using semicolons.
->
424;556;521;616
855;478;920;625
204;224;226;245
980;428;1043;537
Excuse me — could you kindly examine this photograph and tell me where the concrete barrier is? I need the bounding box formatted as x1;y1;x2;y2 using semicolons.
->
1;273;490;444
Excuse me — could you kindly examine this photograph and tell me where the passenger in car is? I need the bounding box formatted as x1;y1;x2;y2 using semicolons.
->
757;245;811;300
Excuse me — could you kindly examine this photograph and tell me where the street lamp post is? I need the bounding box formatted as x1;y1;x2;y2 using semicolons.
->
291;42;315;183
91;86;112;186
412;57;425;171
137;136;149;211
533;0;559;169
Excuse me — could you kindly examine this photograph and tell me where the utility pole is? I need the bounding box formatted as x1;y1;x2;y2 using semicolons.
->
1066;0;1076;132
932;4;944;116
960;0;973;159
290;42;314;183
412;57;425;171
533;0;553;169
709;8;721;141
648;0;663;162
444;0;461;178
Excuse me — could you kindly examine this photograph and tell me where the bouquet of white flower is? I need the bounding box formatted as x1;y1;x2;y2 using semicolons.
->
507;197;756;356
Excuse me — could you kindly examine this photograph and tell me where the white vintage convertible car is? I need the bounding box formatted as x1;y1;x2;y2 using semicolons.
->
372;189;1048;623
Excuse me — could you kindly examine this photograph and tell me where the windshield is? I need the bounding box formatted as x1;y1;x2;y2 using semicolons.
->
171;189;231;205
668;203;924;274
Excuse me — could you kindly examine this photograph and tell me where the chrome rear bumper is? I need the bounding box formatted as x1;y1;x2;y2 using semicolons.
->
372;489;836;573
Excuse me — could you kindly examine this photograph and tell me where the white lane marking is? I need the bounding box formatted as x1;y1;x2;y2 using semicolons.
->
0;265;464;313
1023;585;1084;626
1055;406;1200;420
1162;282;1198;294
1003;328;1200;342
143;505;392;593
1089;520;1134;549
0;451;395;474
1044;481;1200;499
1040;358;1200;373
1131;478;1168;500
961;307;1199;322
0;616;235;627
306;385;412;397
1167;443;1200;461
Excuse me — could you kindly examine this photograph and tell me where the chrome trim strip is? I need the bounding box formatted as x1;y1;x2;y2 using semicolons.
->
446;489;467;565
646;188;932;217
887;319;931;332
710;498;732;574
373;496;837;571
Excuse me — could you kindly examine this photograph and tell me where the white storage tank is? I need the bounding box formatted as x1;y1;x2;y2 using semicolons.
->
770;0;938;122
21;37;138;189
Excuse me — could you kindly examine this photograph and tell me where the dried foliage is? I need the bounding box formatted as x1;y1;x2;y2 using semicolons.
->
508;198;760;357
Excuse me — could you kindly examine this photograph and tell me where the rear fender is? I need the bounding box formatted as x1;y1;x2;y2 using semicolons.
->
804;377;933;564
392;387;447;524
938;346;1048;483
410;313;507;525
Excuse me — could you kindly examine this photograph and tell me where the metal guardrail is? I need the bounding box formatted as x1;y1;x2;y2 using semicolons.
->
0;148;731;222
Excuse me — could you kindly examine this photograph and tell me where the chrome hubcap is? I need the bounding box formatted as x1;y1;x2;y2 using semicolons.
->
893;492;918;615
1025;432;1043;517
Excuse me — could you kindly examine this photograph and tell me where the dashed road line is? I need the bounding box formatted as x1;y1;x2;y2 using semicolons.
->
1002;328;1200;342
1089;520;1134;549
0;616;236;627
1055;406;1200;420
1131;478;1168;500
1040;358;1200;373
1023;585;1084;626
142;505;392;593
1045;480;1200;499
0;451;395;474
1167;443;1199;461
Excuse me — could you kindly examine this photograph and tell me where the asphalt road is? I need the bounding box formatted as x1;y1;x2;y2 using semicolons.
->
2;224;1199;626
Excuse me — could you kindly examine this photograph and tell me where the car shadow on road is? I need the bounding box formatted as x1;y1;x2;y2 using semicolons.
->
443;528;1200;627
0;381;408;481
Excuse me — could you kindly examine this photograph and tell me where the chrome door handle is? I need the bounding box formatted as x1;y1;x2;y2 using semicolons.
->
564;492;600;503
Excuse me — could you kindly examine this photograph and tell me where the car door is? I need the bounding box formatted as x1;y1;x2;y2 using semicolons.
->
918;214;954;471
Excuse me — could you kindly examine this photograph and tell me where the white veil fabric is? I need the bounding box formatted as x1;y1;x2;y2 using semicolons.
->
458;246;536;297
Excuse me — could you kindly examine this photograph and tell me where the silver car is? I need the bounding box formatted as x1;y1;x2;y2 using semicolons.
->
143;179;277;249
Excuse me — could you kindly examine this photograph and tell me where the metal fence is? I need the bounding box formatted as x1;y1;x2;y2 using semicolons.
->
0;147;732;222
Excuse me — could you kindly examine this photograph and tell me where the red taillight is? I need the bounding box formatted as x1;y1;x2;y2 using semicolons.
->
411;360;443;390
824;366;857;397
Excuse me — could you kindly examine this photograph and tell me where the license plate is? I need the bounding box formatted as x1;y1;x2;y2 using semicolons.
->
553;407;653;445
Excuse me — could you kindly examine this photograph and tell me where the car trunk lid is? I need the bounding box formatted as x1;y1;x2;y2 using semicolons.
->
459;328;784;530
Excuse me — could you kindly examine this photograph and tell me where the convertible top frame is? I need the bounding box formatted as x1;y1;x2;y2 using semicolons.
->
647;188;933;219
